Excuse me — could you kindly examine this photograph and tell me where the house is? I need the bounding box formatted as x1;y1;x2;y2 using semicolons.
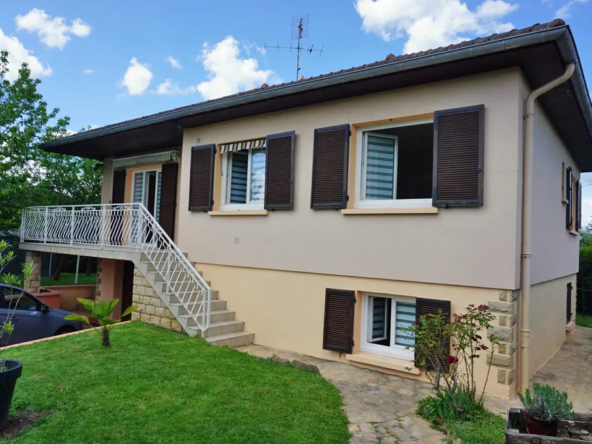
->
19;19;592;398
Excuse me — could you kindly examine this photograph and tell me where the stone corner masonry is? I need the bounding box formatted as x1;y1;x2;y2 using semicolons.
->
487;290;519;386
131;267;183;332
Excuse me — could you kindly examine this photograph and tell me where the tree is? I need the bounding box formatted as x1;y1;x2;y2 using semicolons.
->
0;50;102;235
580;222;592;248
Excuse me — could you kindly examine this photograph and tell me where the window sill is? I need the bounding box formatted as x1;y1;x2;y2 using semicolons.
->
346;352;420;375
208;210;269;216
341;207;438;215
569;230;579;236
562;197;568;205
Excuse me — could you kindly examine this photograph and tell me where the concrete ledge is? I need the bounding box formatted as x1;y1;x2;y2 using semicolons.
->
208;210;269;216
346;352;420;375
341;207;438;215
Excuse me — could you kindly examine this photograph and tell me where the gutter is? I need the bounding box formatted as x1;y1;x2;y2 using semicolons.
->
42;25;591;151
518;63;575;394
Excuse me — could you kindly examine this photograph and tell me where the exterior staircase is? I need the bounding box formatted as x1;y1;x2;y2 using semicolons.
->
19;203;254;348
135;253;254;347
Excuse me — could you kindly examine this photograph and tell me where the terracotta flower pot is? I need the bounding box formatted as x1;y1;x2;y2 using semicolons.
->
524;412;558;436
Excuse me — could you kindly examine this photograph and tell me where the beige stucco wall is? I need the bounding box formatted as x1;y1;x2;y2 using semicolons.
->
195;262;516;397
527;78;581;285
96;258;123;318
528;274;576;377
177;69;523;290
101;158;113;204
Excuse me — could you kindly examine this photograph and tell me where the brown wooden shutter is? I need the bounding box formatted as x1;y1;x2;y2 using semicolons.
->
311;124;350;209
111;169;126;204
265;131;295;210
189;144;216;211
159;163;178;239
323;289;355;353
576;179;582;231
566;167;573;229
566;282;573;325
414;298;451;370
433;105;484;207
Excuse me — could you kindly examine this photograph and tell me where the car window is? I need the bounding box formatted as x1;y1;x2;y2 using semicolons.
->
2;287;39;311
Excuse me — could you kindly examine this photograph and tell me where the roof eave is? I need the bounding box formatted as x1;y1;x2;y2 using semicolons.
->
43;25;591;154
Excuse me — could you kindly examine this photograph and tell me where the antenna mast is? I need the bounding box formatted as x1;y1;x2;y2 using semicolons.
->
265;15;323;81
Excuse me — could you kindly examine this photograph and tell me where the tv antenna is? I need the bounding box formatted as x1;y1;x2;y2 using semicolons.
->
265;15;324;81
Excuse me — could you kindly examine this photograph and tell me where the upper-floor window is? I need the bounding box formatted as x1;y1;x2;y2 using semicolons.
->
356;119;433;208
222;142;267;210
565;165;582;232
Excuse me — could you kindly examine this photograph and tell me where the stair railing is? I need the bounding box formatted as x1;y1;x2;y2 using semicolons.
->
20;203;211;332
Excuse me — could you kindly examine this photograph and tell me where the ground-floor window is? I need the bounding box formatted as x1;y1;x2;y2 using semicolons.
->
361;294;416;360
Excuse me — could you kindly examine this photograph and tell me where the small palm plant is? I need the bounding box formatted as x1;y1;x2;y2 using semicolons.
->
65;299;136;347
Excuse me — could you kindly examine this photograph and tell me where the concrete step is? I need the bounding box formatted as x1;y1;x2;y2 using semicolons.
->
170;299;226;315
161;290;219;305
206;331;254;347
179;310;235;326
187;320;245;337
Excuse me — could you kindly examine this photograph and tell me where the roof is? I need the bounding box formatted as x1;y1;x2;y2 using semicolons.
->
42;19;592;171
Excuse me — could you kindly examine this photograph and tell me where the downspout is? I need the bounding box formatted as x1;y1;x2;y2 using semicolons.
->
519;62;575;393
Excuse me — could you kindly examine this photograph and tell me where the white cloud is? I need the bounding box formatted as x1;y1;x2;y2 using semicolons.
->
556;0;589;17
166;55;182;69
15;8;91;50
155;79;196;95
0;28;52;81
354;0;518;54
83;69;94;74
120;58;153;96
197;36;276;101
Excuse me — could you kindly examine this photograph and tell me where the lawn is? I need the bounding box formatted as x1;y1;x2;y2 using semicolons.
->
445;410;506;444
3;322;350;443
576;312;592;328
40;272;97;286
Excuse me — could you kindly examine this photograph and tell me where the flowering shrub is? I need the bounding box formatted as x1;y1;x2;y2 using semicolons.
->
407;304;499;420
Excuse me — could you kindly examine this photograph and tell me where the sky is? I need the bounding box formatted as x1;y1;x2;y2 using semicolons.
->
1;0;592;220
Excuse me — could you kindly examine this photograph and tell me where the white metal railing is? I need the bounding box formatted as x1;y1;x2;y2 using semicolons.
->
20;203;211;332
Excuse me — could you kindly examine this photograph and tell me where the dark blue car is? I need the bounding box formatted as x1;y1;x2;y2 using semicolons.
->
0;284;83;346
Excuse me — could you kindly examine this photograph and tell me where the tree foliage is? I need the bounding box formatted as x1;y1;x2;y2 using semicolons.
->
0;50;102;234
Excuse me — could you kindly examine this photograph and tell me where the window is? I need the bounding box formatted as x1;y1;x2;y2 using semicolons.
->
356;119;433;208
1;288;38;311
362;294;416;360
223;148;267;210
565;166;582;232
561;162;567;203
133;169;162;221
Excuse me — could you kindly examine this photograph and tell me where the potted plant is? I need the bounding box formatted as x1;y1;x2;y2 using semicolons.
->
518;383;575;436
0;241;34;431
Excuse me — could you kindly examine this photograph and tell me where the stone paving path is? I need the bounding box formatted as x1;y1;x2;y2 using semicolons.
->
486;326;592;416
238;345;443;443
239;327;592;443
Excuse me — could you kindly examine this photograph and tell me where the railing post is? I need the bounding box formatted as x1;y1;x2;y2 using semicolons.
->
44;208;48;244
70;207;75;245
20;209;25;242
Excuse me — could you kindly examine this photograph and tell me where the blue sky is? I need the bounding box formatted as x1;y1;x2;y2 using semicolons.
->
1;0;592;217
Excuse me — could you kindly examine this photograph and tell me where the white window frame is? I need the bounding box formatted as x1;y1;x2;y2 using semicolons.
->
133;169;162;217
221;149;266;211
361;293;415;361
355;118;434;209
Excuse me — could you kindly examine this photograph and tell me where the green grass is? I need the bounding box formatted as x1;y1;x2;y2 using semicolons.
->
444;410;506;444
40;272;96;286
576;312;592;328
3;322;349;443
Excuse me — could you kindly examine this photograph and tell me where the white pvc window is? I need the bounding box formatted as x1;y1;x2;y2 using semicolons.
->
222;148;266;210
355;119;433;209
132;169;162;221
361;294;416;360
